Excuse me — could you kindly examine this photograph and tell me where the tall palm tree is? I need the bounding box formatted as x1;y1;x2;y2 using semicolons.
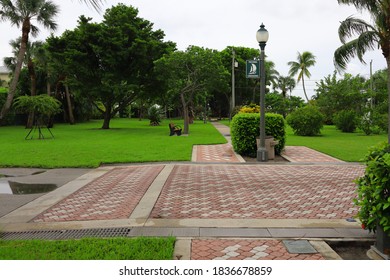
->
334;0;390;143
288;51;316;102
5;38;44;128
0;0;58;123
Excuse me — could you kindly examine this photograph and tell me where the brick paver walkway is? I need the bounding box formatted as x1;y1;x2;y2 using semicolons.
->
282;146;344;163
151;164;364;219
194;144;243;163
32;165;163;222
191;239;324;260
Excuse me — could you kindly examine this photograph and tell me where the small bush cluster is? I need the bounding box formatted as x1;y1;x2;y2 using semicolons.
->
358;110;388;135
333;110;358;133
286;106;324;136
231;113;286;157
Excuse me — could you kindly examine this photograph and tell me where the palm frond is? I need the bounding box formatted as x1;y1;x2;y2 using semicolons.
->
356;30;380;61
338;16;374;43
334;39;359;71
79;0;105;12
337;0;380;14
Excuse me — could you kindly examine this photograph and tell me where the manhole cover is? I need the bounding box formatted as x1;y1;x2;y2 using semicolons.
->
282;240;317;254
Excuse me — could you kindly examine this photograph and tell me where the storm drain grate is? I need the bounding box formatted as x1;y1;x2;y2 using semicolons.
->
0;227;132;240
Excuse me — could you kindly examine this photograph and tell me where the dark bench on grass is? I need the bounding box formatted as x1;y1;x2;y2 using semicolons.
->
169;123;182;136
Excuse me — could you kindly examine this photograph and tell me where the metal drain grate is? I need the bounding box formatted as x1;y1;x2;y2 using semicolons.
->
1;227;131;240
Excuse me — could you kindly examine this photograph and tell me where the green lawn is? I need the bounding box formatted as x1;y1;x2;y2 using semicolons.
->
0;119;226;168
219;119;387;162
285;125;387;162
0;237;175;260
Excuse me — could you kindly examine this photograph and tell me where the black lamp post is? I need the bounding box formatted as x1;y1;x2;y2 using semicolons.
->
256;23;269;162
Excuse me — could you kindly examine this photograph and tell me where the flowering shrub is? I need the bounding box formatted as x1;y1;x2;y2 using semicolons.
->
239;104;260;114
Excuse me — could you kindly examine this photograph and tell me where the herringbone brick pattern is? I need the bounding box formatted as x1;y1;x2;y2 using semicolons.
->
32;166;164;222
283;146;344;163
150;164;365;219
195;144;242;162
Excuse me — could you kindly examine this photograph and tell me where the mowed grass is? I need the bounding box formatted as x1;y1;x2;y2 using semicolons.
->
218;119;387;162
0;119;226;168
285;125;387;162
0;237;175;260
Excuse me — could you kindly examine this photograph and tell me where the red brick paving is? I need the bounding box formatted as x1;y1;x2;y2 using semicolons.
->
150;164;365;219
195;144;242;163
283;146;344;163
191;239;324;260
32;165;164;222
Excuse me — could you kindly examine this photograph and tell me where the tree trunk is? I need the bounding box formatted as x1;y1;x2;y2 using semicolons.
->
102;103;112;129
26;59;37;129
301;75;309;103
180;92;189;134
65;84;75;124
0;19;30;124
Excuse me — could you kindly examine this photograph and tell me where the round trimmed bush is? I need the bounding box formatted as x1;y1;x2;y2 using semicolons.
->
286;105;324;136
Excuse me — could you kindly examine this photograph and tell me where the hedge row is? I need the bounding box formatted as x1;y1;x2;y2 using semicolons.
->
231;113;286;157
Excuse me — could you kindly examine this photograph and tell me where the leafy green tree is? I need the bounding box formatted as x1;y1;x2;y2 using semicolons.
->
46;5;175;129
288;51;316;102
314;72;368;123
335;0;390;143
0;0;58;124
155;46;229;134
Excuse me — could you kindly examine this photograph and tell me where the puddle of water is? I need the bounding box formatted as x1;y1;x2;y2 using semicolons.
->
0;180;57;195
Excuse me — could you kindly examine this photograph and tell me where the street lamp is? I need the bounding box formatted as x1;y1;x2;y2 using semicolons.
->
256;23;269;162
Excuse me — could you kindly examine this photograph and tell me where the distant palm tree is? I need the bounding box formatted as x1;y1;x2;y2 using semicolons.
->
277;75;296;98
288;51;316;102
335;0;390;143
0;0;58;123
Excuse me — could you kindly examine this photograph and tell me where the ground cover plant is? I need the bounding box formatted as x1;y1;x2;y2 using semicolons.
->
0;119;226;168
0;237;175;260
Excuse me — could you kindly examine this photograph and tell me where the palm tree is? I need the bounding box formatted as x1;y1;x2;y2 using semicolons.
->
334;0;390;143
288;51;316;102
0;0;58;124
277;75;296;98
5;38;45;128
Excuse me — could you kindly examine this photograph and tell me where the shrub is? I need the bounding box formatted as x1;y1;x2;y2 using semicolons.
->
239;104;260;114
333;110;358;133
286;106;324;136
231;113;286;157
354;142;390;234
148;105;162;126
358;110;386;135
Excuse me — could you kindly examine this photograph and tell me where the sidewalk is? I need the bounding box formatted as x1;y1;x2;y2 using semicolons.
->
0;122;377;260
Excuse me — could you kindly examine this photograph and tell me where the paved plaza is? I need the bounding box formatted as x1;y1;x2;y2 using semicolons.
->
0;122;378;260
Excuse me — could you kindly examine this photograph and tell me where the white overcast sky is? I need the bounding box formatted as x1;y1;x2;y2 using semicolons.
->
0;0;387;99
